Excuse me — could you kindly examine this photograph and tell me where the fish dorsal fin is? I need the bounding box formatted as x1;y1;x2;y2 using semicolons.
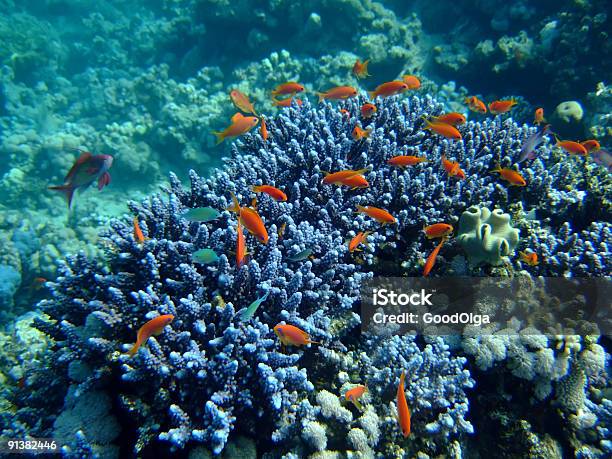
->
231;112;244;122
64;151;93;182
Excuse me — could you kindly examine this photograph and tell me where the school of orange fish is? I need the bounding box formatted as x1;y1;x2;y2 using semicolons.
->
126;57;605;437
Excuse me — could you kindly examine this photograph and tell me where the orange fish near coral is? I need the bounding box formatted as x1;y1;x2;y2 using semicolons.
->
423;119;462;140
340;174;369;189
128;314;174;357
423;237;446;277
464;96;487;114
230;89;258;116
491;167;527;187
397;371;411;437
556;138;588;156
352;59;371;79
356;205;396;225
360;103;377;119
260;117;268;141
424;223;453;239
340;108;351;118
441;154;466;179
236;220;247;268
133;217;146;244
352;126;372;140
212;113;259;144
274;324;320;346
581;139;601;153
433;112;466;126
317;86;359;102
345;385;367;409
387;155;428;168
273;97;303;107
348;231;371;252
519;251;539;266
534;107;545;125
227;192;269;244
369;81;409;99
402;75;421;90
252;185;287;202
271;82;304;97
488;99;518;115
322;168;369;186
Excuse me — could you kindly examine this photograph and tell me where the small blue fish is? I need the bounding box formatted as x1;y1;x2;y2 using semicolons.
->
287;248;313;261
181;207;220;222
192;248;219;264
518;124;551;163
236;291;270;321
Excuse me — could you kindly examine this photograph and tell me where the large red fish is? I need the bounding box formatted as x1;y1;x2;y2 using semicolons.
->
48;151;113;209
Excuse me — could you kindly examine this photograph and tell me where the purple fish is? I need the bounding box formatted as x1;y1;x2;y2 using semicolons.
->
48;151;113;208
518;124;551;163
590;148;612;172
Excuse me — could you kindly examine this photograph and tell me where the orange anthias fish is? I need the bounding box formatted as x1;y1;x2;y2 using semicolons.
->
230;89;258;116
402;75;421;90
556;138;588;156
339;174;369;189
352;59;371;78
423;119;462;140
273;97;303;107
534;107;545;125
348;231;371;252
397;371;411;437
464;96;487;114
345;385;367;409
441;154;466;179
252;185;287;202
369;81;409;99
491;167;527;187
128;314;174;357
271;82;304;97
236;220;247;268
581;139;601;153
352;126;372;140
387;155;428;168
488;99;518;115
360;103;377;119
322;168;369;185
340;108;351;118
133;217;146;244
432;112;466;126
274;324;320;346
519;251;539;266
260;117;268;141
317;86;359;102
227;192;269;244
212;112;259;144
423;237;446;277
424;223;453;239
356;205;396;225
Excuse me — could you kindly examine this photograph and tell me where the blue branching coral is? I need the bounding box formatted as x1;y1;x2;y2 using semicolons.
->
20;94;610;456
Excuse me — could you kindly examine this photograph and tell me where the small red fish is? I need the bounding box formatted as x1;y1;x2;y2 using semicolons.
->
581;139;601;153
273;97;303;107
424;223;453;239
352;126;372;140
339;174;369;189
423;237;446;277
348;231;371;252
491;167;527;187
345;385;367;409
212;112;259;144
534;107;545;125
441;154;466;179
317;86;359;102
128;314;174;357
387;155;428;168
356;205;396;225
397;371;411;437
488;99;518;115
133;217;146;244
260;117;268;141
360;103;377;119
227;192;269;244
252;185;287;202
368;81;409;99
352;59;371;78
30;277;48;291
519;251;539;266
274;324;320;346
556;139;588;156
401;75;421;90
424;119;462;140
340;108;351;118
432;112;466;126
236;220;247;268
464;96;487;114
230;89;258;116
271;82;304;97
322;169;369;185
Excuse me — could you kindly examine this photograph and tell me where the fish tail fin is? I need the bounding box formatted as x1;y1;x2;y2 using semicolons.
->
352;399;363;410
227;192;241;213
212;131;225;145
308;340;321;345
127;341;140;357
251;185;260;193
490;164;501;174
367;90;376;99
316;92;325;103
48;184;75;209
399;370;406;387
355;205;365;214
